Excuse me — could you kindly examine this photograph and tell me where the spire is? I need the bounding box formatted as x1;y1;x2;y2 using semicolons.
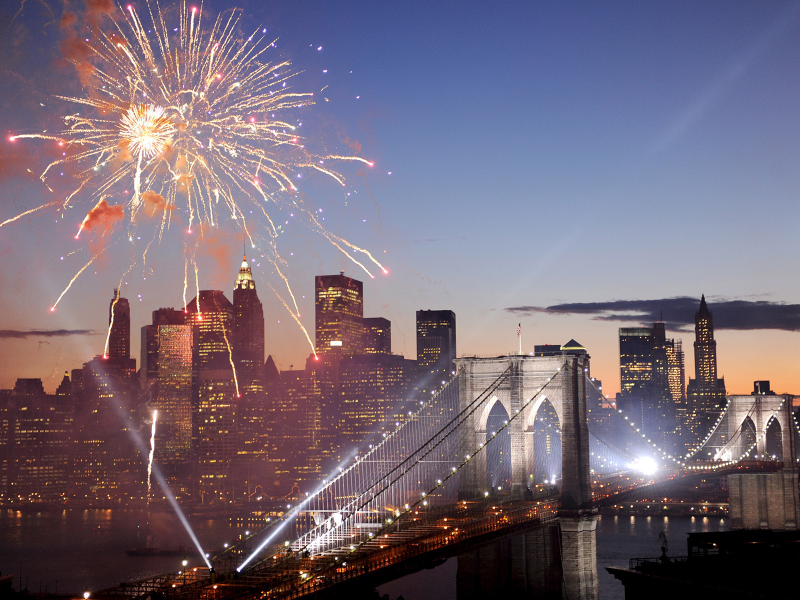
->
699;294;708;313
235;249;254;289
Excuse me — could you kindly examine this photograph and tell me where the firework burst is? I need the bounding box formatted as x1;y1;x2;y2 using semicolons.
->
10;0;386;354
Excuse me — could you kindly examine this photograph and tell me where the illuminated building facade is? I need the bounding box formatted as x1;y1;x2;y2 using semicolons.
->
363;317;391;355
196;374;238;502
72;357;142;503
315;273;364;359
0;379;72;503
416;309;456;387
617;323;676;448
140;308;193;471
185;290;235;372
338;354;417;448
686;295;726;442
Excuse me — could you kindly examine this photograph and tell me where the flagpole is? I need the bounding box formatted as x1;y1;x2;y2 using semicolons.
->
518;323;522;355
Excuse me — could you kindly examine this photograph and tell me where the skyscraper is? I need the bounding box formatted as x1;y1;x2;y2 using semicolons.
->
363;317;391;355
232;254;268;473
315;273;364;359
107;289;130;361
186;290;235;372
617;323;676;448
106;290;136;379
233;253;265;390
686;295;726;441
416;310;457;384
185;290;237;501
140;308;193;472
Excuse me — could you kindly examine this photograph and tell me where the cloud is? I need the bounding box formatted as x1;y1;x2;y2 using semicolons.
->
506;297;800;332
0;328;99;339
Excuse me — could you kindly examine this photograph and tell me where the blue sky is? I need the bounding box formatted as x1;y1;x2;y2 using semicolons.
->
0;0;798;394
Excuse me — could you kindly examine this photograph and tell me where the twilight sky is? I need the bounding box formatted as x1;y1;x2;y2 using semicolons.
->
0;0;798;395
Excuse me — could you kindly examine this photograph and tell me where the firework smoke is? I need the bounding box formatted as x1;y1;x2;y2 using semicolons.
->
11;0;386;353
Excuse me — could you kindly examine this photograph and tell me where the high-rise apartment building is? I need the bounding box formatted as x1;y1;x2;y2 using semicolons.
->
416;310;457;382
315;273;364;359
686;295;726;441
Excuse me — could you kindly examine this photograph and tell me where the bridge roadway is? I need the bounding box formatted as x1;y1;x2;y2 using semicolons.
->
96;497;560;600
94;462;786;600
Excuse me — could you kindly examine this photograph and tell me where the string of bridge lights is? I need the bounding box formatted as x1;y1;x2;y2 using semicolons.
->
326;364;566;567
585;379;790;473
585;378;687;470
286;364;517;559
236;368;465;571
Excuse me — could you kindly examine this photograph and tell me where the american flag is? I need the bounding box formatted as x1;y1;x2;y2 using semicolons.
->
517;323;521;337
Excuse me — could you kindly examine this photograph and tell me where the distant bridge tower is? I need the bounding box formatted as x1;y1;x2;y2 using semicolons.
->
723;394;800;530
456;354;597;600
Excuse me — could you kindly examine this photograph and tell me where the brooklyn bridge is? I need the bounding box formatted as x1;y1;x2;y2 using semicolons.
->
92;354;800;600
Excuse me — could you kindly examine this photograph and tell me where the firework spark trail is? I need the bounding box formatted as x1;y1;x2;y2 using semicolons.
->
221;322;240;397
13;0;387;336
104;264;136;357
51;249;106;311
105;293;119;359
147;409;158;507
0;202;59;229
269;257;301;315
268;282;316;357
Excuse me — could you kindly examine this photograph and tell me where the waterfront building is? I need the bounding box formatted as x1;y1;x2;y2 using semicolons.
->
0;379;72;503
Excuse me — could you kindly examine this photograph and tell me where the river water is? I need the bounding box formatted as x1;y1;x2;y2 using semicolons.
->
0;509;727;598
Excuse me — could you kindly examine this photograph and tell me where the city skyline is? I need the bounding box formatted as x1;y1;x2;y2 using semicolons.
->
0;1;798;396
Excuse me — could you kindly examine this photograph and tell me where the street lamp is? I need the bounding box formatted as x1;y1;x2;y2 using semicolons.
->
84;589;90;600
182;559;188;585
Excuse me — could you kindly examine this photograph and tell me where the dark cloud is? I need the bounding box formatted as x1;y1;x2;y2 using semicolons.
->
506;297;800;332
0;328;98;339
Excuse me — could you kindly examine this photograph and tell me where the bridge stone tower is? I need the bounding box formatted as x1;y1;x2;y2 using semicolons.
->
723;394;800;530
455;354;591;506
456;354;597;600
